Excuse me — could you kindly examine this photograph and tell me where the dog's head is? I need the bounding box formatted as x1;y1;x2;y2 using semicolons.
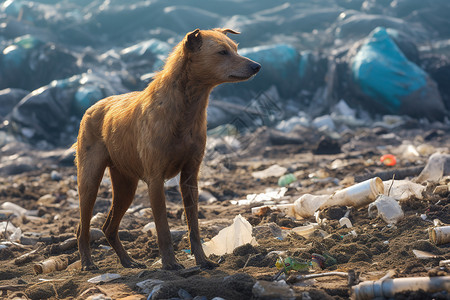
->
183;28;261;85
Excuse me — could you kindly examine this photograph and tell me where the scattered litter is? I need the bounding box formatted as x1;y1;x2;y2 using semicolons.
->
439;260;450;268
294;177;383;218
339;217;353;228
34;256;68;274
203;215;257;256
1;201;27;216
288;271;349;283
383;180;425;201
278;173;297;187
251;164;287;179
290;224;321;238
136;278;164;294
429;226;450;245
252;280;295;300
380;154;397;166
275;256;310;274
433;185;449;196
412;249;440;259
87;273;121;284
416;153;450;183
352;276;450;300
232;187;287;206
368;195;404;224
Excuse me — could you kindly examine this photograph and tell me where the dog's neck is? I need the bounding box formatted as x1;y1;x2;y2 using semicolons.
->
142;50;213;136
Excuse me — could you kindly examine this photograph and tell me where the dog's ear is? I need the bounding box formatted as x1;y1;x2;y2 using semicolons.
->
185;29;202;52
215;28;240;35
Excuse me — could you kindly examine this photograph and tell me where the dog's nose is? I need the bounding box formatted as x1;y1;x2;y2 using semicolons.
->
250;62;261;73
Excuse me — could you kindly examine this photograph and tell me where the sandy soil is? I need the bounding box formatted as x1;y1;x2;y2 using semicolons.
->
0;124;449;300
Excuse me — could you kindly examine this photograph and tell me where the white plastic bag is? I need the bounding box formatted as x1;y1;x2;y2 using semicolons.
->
203;215;257;256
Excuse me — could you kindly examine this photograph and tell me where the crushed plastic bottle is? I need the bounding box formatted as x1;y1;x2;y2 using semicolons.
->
275;256;309;274
278;173;297;187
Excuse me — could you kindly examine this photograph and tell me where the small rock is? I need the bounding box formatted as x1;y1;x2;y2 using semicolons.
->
178;288;193;300
51;170;62;181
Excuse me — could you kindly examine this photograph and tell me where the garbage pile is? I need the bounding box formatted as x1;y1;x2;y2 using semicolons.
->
1;121;450;299
0;0;449;145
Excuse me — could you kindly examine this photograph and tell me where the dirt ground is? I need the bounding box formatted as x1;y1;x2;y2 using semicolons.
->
0;123;449;300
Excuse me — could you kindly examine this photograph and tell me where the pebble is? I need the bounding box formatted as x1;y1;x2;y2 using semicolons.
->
51;170;62;181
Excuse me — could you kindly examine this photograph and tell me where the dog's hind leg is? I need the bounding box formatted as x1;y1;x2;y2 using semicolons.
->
102;166;145;268
180;163;219;269
76;143;108;271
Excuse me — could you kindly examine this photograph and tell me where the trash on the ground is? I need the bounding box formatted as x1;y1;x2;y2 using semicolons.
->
352;276;450;300
252;280;295;300
290;223;321;238
203;215;257;256
416;153;450;183
87;273;121;284
339;217;353;228
412;249;440;259
251;164;287;179
351;27;445;120
278;173;297;187
253;223;284;240
433;185;449;196
1;201;27;216
251;203;296;218
233;187;288;206
294;177;383;218
275;256;310;274
288;271;349;283
142;222;156;235
439;260;450;268
368;195;404;224
14;248;40;265
383;180;425;201
136;278;164;294
33;256;69;274
429;226;450;245
380;154;397;166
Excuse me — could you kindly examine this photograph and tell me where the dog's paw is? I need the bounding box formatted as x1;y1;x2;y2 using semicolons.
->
122;259;147;269
162;262;185;271
199;259;219;270
81;263;99;271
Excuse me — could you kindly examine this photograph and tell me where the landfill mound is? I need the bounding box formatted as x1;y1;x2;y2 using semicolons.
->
1;0;450;146
1;118;450;299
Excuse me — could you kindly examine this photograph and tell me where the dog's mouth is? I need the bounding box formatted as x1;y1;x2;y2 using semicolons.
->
229;74;254;80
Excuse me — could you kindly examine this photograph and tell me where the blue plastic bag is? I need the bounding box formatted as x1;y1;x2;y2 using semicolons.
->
351;27;445;119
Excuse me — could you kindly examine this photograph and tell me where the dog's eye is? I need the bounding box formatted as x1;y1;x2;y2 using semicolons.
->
218;50;229;55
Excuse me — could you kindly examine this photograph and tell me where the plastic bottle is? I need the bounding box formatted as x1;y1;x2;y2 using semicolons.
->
352;276;450;300
34;256;68;274
319;177;384;209
278;174;297;187
275;257;309;274
429;226;450;245
293;177;383;218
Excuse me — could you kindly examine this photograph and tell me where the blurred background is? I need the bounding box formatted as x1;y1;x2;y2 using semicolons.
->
0;0;449;147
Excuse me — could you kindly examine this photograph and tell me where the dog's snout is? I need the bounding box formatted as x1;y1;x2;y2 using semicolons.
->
250;62;261;73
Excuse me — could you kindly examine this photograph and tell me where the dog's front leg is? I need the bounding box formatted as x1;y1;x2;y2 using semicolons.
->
180;164;219;269
148;178;184;270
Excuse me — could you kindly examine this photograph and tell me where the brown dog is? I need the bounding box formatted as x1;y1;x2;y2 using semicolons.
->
74;28;260;270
